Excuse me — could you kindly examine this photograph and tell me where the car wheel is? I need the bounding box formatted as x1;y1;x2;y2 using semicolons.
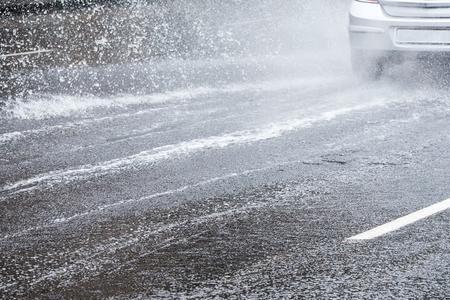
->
351;50;385;80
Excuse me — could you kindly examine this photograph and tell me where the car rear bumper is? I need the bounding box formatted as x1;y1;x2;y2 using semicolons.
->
349;1;450;52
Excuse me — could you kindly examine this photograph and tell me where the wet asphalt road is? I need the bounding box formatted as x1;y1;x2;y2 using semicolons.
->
0;53;449;299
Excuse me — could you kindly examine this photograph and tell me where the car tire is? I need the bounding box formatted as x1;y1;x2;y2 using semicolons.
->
351;50;385;80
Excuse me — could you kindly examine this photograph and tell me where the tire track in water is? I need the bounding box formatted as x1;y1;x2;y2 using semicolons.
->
1;87;215;121
0;203;266;294
0;76;345;144
0;76;352;182
0;108;165;143
0;92;205;144
0;95;389;196
2;80;351;171
0;170;256;241
0;168;310;294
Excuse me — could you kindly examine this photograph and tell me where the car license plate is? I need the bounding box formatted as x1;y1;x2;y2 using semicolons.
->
396;29;450;45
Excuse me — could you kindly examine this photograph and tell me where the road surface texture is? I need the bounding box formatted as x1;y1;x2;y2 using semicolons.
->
1;1;449;299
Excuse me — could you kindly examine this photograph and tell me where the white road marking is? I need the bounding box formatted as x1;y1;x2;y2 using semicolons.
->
0;49;53;59
347;198;450;240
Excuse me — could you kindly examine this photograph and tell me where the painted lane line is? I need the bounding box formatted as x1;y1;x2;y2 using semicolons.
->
347;198;450;241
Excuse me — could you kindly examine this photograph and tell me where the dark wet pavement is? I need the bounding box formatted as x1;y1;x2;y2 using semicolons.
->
1;51;450;299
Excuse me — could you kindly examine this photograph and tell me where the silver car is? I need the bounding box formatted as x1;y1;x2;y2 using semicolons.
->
349;0;450;78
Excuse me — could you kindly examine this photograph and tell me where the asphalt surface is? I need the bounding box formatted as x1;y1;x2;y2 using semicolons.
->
0;52;450;299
